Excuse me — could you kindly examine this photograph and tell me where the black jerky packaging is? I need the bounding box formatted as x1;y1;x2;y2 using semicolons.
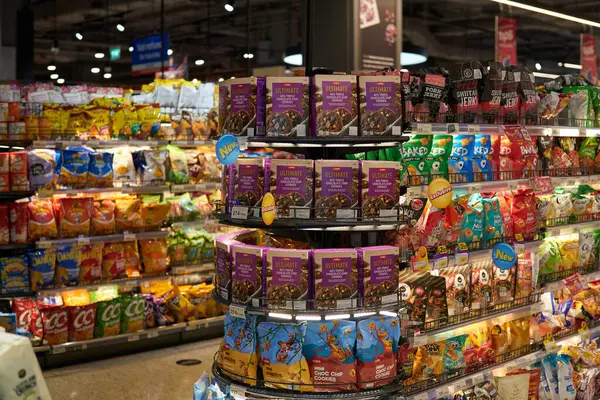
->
518;66;539;125
480;61;504;124
450;61;484;123
501;66;519;124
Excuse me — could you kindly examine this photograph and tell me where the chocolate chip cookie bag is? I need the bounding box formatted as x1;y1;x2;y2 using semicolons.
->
312;75;358;136
219;312;259;385
269;158;313;219
360;161;402;220
264;248;310;310
266;76;310;137
425;135;452;181
450;61;483;123
231;244;263;306
315;160;359;219
358;75;402;136
401;135;432;185
313;249;358;310
357;245;399;307
480;61;504;124
232;158;265;217
439;265;471;316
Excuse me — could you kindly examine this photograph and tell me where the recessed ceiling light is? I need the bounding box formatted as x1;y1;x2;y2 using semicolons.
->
91;67;100;74
103;73;112;79
57;78;65;84
95;52;105;59
167;49;173;56
129;46;133;52
47;64;56;71
116;24;125;32
50;74;59;80
75;32;83;40
195;59;205;66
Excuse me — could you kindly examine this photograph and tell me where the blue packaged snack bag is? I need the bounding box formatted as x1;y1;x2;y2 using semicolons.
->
218;312;258;385
448;135;475;183
88;152;114;188
59;150;90;188
55;245;82;287
473;135;493;180
303;320;357;391
27;248;56;292
0;256;29;294
356;316;400;389
257;321;313;391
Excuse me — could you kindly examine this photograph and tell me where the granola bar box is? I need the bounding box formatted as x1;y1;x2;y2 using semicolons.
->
266;77;310;137
233;158;265;211
313;249;358;309
359;75;402;136
357;246;399;307
360;161;401;219
231;244;264;306
269;158;314;219
315;159;359;219
312;75;358;136
219;77;266;137
263;248;311;309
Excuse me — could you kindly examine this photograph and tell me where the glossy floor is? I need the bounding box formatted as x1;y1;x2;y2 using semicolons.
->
43;338;221;400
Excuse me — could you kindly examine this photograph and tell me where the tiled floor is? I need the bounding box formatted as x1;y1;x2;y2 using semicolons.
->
43;338;221;400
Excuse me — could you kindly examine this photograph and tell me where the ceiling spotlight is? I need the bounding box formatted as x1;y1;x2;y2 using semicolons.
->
116;24;125;32
224;1;234;12
47;64;56;71
91;67;100;74
195;59;205;66
103;73;112;79
50;74;59;80
218;78;224;82
167;49;173;56
95;52;105;59
535;63;542;71
75;32;83;40
129;46;134;52
57;78;65;84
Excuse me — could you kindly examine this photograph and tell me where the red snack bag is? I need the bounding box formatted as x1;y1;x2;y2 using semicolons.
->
0;204;8;244
510;189;537;241
40;305;69;345
12;297;42;337
9;201;28;243
68;303;96;341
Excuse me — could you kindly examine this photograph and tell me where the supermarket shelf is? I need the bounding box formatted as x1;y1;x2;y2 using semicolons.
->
246;135;407;148
36;230;169;248
219;216;406;232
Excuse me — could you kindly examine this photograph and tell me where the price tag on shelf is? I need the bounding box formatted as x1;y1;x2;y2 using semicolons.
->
416;124;432;134
231;206;249;220
229;304;246;319
147;331;159;339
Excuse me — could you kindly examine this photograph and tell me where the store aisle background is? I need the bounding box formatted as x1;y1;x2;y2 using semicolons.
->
43;338;221;400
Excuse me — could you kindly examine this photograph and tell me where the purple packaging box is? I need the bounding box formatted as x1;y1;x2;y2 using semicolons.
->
265;77;310;137
359;75;402;136
269;158;314;219
312;249;358;309
360;160;401;220
357;246;399;307
219;77;266;137
231;244;264;305
311;75;358;137
314;160;359;219
233;158;265;216
263;248;311;310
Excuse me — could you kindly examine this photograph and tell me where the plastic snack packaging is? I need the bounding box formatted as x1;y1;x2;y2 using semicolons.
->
28;149;56;190
57;196;93;238
302;320;357;391
443;334;468;373
356;316;400;388
219;312;259;385
120;295;145;333
412;340;446;381
1;256;29;294
40;304;68;345
9;201;28;243
67;303;96;341
92;199;115;235
27;248;56;292
506;368;541;400
448;135;475;183
110;147;136;183
94;297;121;338
449;61;483;123
87;151;114;188
12;298;42;338
55;245;82;287
102;242;126;280
114;197;143;232
27;199;58;241
79;243;103;284
401;135;432;185
0;333;52;400
139;238;168;275
440;265;470;315
58;149;90;188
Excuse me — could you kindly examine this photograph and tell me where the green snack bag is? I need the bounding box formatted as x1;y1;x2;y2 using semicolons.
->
94;297;122;337
425;135;453;180
120;295;145;333
401;134;432;185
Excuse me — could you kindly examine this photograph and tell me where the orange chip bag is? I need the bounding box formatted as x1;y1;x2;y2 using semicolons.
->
27;199;58;241
139;238;168;274
123;241;141;277
140;200;171;229
115;198;143;232
92;199;115;235
102;242;126;279
80;243;103;284
57;197;92;238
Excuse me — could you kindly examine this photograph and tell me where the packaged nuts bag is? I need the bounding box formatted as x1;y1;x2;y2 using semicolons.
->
231;244;264;306
312;75;358;136
357;245;399;307
358;75;402;136
360;160;401;220
264;248;310;310
266;77;310;137
218;77;266;137
313;249;358;309
269;159;314;219
315;160;359;219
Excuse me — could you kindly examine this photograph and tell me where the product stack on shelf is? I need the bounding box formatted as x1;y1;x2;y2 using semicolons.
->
192;64;600;400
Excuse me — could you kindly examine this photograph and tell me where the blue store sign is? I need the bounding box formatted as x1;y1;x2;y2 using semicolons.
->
492;243;516;270
131;35;169;76
216;135;240;166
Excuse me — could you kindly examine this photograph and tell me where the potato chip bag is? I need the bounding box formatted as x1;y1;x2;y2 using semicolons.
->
28;149;56;190
559;239;579;270
120;295;145;333
401;135;431;185
40;305;68;345
356;316;400;388
220;312;259;384
0;256;29;294
111;147;136;183
114;197;143;232
449;135;475;183
94;297;121;337
412;340;446;381
92;199;115;235
303;320;357;391
88;152;113;188
58;150;90;188
55;245;81;287
473;135;493;181
102;242;125;279
57;197;92;238
68;303;96;341
139;239;168;274
27;199;57;241
471;264;493;309
123;241;141;277
443;334;468;372
140;198;171;229
27;248;56;292
425;135;452;180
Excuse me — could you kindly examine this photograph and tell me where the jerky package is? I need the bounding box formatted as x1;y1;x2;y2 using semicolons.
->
480;61;504;124
518;66;539;125
450;61;483;123
413;67;449;122
500;66;520;124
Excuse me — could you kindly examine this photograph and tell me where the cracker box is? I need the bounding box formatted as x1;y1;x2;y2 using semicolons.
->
313;249;358;309
232;158;265;215
264;248;310;309
312;75;358;136
359;75;402;136
218;77;266;137
360;161;401;219
231;244;264;306
315;160;359;219
357;246;399;307
266;77;310;137
269;158;314;219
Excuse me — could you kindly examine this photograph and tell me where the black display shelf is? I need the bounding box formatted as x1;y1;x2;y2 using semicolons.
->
247;135;408;148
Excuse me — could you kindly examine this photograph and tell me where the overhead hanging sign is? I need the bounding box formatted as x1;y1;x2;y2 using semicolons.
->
495;16;517;67
581;34;597;84
356;0;399;71
131;34;169;76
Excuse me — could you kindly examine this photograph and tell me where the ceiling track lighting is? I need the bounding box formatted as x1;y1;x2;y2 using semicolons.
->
491;0;600;28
